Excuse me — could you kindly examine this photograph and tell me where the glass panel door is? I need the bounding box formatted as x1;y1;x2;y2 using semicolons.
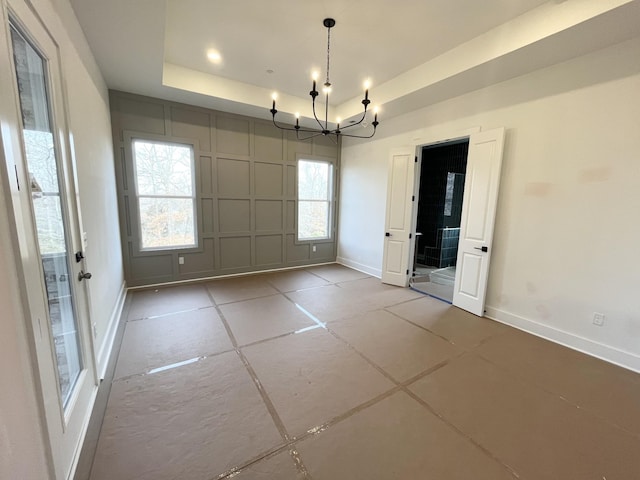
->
10;24;83;408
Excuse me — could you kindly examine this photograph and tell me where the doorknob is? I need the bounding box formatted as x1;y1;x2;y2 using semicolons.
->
474;246;489;252
78;270;92;281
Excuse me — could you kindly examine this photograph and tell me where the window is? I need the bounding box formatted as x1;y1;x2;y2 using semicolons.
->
132;139;197;250
297;159;333;240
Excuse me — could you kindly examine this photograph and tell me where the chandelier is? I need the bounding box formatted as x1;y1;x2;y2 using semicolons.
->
269;18;379;141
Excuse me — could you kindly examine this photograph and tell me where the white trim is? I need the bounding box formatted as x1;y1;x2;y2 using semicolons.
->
66;385;98;480
485;305;640;374
336;257;381;278
96;281;126;380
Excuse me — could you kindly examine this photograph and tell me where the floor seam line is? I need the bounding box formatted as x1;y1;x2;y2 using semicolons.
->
403;387;524;479
111;347;237;383
215;291;282;306
126;304;214;322
383;308;460;346
316;323;524;478
208;294;313;479
476;353;640;441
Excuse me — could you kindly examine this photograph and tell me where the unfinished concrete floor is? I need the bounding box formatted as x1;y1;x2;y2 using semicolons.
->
88;264;640;480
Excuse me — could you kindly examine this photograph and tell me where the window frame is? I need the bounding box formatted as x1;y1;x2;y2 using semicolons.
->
129;135;200;253
296;155;336;243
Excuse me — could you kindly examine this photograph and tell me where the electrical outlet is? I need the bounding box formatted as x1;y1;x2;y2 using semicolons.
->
92;323;97;338
312;245;317;252
593;312;605;326
178;256;185;265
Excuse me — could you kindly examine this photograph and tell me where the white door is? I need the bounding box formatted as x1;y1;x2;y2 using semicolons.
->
453;128;505;316
0;4;97;479
381;148;416;286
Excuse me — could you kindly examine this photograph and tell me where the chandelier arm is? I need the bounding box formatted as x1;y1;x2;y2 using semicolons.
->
271;115;334;137
297;126;332;134
271;116;299;132
338;128;378;139
296;130;327;141
311;97;327;131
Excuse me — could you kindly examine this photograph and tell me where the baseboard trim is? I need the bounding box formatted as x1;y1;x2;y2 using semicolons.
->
126;262;337;291
336;257;381;278
485;305;640;374
96;281;127;380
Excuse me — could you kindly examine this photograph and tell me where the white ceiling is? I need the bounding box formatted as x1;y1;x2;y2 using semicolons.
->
70;0;640;125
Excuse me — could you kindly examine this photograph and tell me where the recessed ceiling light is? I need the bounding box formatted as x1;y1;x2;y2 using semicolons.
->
266;69;274;74
207;50;222;64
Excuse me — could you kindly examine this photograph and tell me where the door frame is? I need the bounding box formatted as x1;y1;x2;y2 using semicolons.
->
407;129;480;294
0;1;98;478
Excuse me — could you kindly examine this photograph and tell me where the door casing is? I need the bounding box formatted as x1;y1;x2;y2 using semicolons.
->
0;1;98;478
383;126;505;318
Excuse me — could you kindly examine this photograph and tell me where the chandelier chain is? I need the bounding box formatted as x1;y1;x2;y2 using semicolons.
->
325;25;331;86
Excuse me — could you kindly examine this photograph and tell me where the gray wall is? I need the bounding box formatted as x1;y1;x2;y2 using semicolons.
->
110;91;340;286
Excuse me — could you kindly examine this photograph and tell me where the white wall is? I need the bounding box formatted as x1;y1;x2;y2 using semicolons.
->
0;185;51;480
338;37;640;371
59;12;126;375
0;0;124;476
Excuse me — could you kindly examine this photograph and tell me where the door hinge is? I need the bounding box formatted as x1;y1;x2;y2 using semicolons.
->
409;233;412;239
414;156;418;163
14;165;19;191
411;195;415;201
406;269;409;275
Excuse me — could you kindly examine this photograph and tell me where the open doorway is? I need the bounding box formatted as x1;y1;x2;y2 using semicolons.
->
410;139;469;302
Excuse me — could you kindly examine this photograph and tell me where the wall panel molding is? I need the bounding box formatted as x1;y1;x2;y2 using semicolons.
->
110;91;339;286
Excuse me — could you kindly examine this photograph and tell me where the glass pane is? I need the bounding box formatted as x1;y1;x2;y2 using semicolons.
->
11;25;83;407
444;172;455;217
298;160;330;200
133;140;193;196
139;197;196;249
298;200;329;239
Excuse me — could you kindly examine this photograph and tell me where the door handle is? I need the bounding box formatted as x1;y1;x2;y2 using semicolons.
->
474;246;489;252
385;232;391;237
78;270;92;281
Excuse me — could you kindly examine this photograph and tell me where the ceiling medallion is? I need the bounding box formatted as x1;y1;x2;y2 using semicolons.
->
270;18;379;141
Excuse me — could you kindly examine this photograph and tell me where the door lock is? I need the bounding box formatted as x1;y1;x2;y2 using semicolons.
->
385;232;391;237
78;270;92;281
